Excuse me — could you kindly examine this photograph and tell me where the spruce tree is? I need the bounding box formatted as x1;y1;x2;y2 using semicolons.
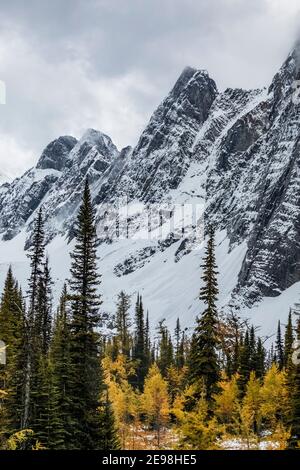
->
187;227;220;400
35;257;53;356
26;218;54;445
238;330;251;393
68;178;106;449
178;331;186;369
24;208;46;429
132;294;147;390
157;320;173;376
249;325;257;371
30;354;51;446
267;343;276;368
174;318;183;370
29;257;54;446
255;337;266;379
48;285;75;449
27;208;45;323
110;336;120;362
276;321;284;370
231;316;242;376
99;391;120;450
0;267;26;435
115;291;131;358
284;311;294;367
10;284;27;433
222;312;243;377
145;311;151;370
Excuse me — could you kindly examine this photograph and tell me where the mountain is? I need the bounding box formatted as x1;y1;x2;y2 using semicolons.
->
1;45;300;337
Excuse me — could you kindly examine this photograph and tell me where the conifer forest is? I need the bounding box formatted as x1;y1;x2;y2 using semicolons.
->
2;1;300;460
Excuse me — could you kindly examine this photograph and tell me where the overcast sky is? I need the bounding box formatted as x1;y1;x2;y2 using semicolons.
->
0;0;300;179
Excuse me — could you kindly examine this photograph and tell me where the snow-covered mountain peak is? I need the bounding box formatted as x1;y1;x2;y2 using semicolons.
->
65;128;119;169
36;135;77;171
170;66;214;98
78;128;118;155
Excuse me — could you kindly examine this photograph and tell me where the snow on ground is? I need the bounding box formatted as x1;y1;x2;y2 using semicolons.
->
239;281;300;341
220;438;279;450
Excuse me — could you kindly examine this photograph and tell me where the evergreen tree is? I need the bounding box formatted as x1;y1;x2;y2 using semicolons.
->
35;257;53;356
267;343;276;369
132;294;147;390
30;354;51;446
23;208;46;429
157;320;173;376
115;291;131;358
276;321;284;370
179;332;186;369
29;258;54;447
229;313;242;376
151;343;156;365
284;311;294;367
249;325;257;371
110;336;120;362
238;330;251;393
10;285;27;433
187;227;220;400
174;318;183;370
24;212;55;444
0;267;26;435
99;391;120;450
47;285;74;449
255;337;266;379
68;178;107;449
145;311;151;371
27;208;45;322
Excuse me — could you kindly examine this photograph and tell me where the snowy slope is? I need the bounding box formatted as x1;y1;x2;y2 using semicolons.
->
0;227;296;340
1;45;300;337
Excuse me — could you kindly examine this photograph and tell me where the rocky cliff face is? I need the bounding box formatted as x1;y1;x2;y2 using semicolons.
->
1;45;300;318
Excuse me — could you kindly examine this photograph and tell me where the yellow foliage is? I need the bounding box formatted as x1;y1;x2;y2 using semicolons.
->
5;429;44;450
102;354;138;449
239;372;262;448
0;389;7;400
176;396;223;450
167;365;187;402
172;394;185;422
141;364;170;448
141;365;170;424
214;374;240;428
265;423;291;450
260;364;289;429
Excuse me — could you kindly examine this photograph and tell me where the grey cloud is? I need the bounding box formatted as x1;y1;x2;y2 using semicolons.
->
0;0;299;178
